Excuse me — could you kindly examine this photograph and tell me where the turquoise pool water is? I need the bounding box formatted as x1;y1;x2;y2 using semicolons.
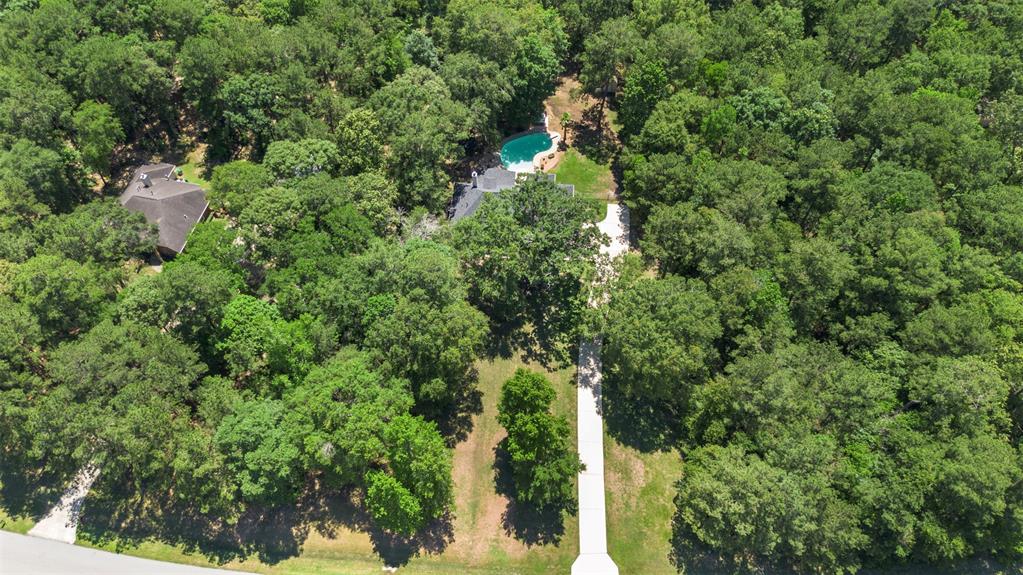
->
501;132;553;172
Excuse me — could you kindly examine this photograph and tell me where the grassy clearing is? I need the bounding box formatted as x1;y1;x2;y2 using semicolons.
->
177;148;210;189
554;149;613;204
554;149;614;221
72;352;579;575
604;441;681;575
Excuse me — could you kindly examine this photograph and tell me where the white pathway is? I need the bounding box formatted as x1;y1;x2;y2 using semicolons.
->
571;204;629;575
28;465;100;544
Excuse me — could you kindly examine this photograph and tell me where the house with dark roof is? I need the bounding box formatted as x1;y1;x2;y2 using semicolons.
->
119;163;209;258
448;167;575;221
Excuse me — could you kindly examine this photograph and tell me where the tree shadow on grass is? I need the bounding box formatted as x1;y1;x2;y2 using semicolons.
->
0;462;70;523
484;317;528;362
492;443;570;548
571;105;620;166
483;317;577;372
77;479;452;568
601;375;682;454
368;512;454;567
432;375;484;447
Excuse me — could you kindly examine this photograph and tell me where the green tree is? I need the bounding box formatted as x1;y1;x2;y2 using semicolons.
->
0;174;48;261
439;52;514;144
338;171;400;235
775;236;855;336
117;262;240;364
673;443;868;574
380;414;453;528
365;297;487;417
217;295;313;394
263;138;341;180
603;276;722;404
699;103;737;152
33;320;204;488
641;202;754;277
403;30;439;70
0;139;79;210
215;398;304;504
0;65;72;147
453;178;602;357
208;160;274;216
336;109;383;176
497;369;582;510
218;73;284;157
619;60;669;138
579;17;642;108
507;34;562;127
287;351;413;484
71;100;123;181
370;67;470;211
365;470;423;534
10;255;113;342
71;35;173;130
35;199;156;264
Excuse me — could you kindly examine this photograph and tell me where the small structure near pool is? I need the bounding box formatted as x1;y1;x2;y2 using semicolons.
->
119;163;209;258
448;166;574;222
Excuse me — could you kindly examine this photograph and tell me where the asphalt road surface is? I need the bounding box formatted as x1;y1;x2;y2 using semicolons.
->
0;531;244;575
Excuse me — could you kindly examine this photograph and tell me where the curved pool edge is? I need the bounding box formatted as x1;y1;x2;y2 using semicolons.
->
500;128;561;174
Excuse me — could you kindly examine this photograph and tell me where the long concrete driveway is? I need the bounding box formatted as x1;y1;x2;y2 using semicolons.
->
571;204;628;575
0;531;242;574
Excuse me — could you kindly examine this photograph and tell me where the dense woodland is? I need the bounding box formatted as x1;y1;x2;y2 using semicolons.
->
598;0;1023;573
0;0;1022;573
0;0;592;543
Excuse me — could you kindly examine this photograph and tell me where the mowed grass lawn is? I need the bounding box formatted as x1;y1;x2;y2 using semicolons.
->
74;353;579;575
605;442;682;574
178;159;209;189
175;146;210;189
553;149;614;207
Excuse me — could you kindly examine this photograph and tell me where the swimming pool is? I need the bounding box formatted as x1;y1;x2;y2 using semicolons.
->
501;132;554;172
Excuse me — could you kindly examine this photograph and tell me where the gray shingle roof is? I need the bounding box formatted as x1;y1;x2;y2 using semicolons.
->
449;167;574;222
119;164;208;255
449;167;519;221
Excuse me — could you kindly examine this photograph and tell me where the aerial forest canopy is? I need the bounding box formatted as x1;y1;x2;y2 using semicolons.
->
0;0;1022;573
594;0;1023;572
0;0;582;541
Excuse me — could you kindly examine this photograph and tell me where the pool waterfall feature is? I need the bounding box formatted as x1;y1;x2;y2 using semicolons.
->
500;130;559;173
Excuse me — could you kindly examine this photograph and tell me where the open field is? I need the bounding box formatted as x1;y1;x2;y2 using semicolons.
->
65;353;579;575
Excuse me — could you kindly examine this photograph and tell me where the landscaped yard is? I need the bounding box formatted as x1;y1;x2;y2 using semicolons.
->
177;159;209;189
546;74;618;213
72;352;579;575
553;149;614;206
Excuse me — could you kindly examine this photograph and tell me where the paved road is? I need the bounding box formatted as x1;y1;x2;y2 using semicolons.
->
0;531;242;574
571;204;628;575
